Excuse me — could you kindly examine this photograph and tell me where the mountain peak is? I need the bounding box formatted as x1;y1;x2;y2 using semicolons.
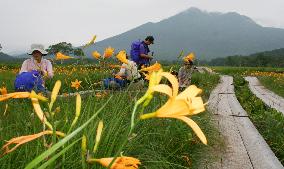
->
184;7;203;13
84;8;284;60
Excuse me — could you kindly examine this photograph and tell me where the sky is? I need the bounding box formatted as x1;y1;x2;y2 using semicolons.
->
1;0;284;54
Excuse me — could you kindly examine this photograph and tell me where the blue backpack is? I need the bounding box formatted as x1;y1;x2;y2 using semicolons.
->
103;77;127;89
130;40;142;63
130;40;151;65
14;70;46;92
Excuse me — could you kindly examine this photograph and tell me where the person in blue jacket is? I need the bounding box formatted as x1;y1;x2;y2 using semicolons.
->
130;36;154;69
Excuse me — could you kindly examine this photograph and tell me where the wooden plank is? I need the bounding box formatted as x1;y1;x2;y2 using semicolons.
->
227;94;248;117
234;117;284;169
215;115;253;169
245;76;284;115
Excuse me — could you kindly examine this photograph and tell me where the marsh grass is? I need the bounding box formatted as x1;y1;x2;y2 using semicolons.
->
258;76;284;98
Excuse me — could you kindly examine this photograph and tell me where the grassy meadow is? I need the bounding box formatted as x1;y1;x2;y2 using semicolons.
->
0;63;221;169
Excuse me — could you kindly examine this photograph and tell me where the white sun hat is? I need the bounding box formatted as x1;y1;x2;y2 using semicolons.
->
27;44;48;56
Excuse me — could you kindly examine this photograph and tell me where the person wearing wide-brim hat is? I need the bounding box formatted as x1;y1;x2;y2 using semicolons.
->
19;44;54;78
178;52;195;90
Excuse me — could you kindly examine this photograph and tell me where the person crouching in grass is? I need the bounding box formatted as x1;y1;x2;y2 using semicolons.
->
15;44;53;93
178;53;195;91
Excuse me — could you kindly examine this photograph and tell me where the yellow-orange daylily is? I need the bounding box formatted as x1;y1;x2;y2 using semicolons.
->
137;69;163;106
71;79;82;90
88;156;141;169
116;50;128;64
140;71;207;145
183;52;195;63
92;51;101;59
69;94;82;132
84;35;97;48
140;62;161;73
93;120;103;153
0;87;7;95
1;130;65;157
49;80;61;111
115;74;123;80
31;98;53;130
55;52;74;60
141;72;150;81
103;47;115;58
0;91;48;102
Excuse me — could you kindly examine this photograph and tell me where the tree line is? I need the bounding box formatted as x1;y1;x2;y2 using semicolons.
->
206;48;284;67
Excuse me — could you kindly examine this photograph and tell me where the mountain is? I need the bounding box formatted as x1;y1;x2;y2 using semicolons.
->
0;52;16;61
83;7;284;61
208;48;284;67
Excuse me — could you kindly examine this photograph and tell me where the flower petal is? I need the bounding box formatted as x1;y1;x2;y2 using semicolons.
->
176;85;202;100
174;116;207;145
190;97;205;115
156;99;189;117
151;84;173;97
161;72;179;97
1;130;65;157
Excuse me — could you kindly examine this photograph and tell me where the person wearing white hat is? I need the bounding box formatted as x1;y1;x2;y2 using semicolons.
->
19;44;54;78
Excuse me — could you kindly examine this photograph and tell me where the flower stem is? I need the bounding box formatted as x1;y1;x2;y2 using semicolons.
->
107;101;140;168
140;112;156;119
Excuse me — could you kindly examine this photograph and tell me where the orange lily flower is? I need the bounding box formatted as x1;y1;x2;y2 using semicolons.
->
1;130;65;157
71;79;82;90
0;87;7;95
92;51;101;59
140;62;161;73
140;71;207;145
116;50;129;64
115;75;123;80
0;91;48;102
183;52;195;63
55;52;74;60
103;47;115;58
141;72;150;81
88;156;141;169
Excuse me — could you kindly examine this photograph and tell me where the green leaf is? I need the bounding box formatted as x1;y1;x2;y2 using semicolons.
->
25;96;112;169
37;139;80;169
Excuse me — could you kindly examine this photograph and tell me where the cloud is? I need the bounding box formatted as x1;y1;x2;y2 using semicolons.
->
0;0;283;54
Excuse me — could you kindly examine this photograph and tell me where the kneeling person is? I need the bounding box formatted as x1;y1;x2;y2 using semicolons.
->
15;44;53;92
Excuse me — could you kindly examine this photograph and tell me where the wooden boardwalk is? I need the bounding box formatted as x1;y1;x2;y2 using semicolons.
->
207;75;283;169
245;76;284;114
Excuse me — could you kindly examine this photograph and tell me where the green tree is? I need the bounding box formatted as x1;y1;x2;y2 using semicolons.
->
73;48;85;61
47;42;74;55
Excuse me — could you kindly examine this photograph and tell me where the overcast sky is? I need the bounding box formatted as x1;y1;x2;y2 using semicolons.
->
1;0;284;54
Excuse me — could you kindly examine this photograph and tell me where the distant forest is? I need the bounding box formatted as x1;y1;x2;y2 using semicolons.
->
207;48;284;67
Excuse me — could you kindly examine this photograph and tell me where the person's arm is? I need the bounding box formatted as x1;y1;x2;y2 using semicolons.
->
139;44;152;59
140;53;153;59
116;64;127;78
19;60;29;74
46;60;54;78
